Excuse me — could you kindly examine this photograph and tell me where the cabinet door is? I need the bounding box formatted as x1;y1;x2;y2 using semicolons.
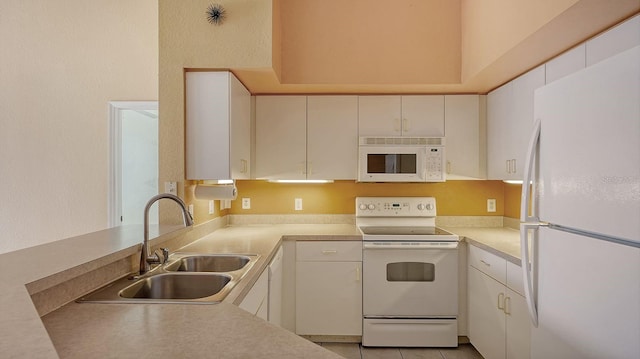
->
505;289;531;359
229;74;251;179
586;15;640;67
444;95;486;179
255;96;307;180
401;95;445;136
509;65;545;179
546;44;586;84
487;82;513;180
185;71;231;180
468;266;506;359
296;261;362;336
307;96;358;180
358;96;402;136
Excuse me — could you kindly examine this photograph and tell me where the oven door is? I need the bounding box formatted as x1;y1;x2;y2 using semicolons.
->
363;242;458;317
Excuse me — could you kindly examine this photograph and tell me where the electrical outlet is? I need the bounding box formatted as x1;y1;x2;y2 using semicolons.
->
487;199;496;213
295;198;303;211
242;198;251;209
208;200;215;214
164;181;177;195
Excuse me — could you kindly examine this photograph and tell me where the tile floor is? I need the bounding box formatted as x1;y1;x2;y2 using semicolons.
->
317;343;484;359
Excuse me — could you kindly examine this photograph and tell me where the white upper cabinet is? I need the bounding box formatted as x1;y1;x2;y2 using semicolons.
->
545;44;586;84
307;96;358;180
255;96;359;180
255;96;307;180
487;65;545;180
359;95;444;137
586;14;640;66
185;71;250;180
444;95;486;179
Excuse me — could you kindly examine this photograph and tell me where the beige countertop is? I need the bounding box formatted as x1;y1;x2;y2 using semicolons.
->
2;221;520;358
1;223;358;359
446;227;522;265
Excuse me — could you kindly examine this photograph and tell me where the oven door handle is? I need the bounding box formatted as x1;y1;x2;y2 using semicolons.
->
363;242;458;250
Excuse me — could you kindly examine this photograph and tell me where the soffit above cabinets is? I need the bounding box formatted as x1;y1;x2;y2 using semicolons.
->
233;0;639;94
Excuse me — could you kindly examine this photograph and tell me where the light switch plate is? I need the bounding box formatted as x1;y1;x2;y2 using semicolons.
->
295;198;303;211
208;200;215;214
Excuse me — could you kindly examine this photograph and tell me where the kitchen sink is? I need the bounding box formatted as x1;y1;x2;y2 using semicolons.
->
77;252;259;304
164;254;251;272
119;273;231;300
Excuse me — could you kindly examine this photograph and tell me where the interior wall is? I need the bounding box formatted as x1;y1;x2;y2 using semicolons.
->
460;0;579;82
158;0;273;224
0;0;158;254
278;0;461;85
229;180;507;216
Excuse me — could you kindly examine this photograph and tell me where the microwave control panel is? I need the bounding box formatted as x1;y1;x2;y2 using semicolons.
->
425;147;444;181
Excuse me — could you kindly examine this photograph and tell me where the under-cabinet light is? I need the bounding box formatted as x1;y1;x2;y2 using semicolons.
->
503;180;523;184
270;180;334;184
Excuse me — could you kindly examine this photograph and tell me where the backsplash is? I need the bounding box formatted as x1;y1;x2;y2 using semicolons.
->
226;180;519;217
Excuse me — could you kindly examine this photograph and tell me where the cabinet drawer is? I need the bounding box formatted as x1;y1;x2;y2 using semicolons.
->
296;241;362;262
468;245;506;284
506;261;525;296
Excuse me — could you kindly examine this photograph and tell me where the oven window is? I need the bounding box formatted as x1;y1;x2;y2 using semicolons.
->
386;262;435;282
367;154;417;174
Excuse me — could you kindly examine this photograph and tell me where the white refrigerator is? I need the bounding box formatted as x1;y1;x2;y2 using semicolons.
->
520;45;640;359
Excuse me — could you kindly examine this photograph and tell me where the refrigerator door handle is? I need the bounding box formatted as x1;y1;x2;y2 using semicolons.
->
520;222;540;327
521;117;541;223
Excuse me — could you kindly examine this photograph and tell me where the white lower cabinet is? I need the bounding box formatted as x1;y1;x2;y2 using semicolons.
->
295;241;362;336
468;245;530;359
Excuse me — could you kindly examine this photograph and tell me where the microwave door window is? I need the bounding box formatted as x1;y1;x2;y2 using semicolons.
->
398;154;416;173
367;154;417;174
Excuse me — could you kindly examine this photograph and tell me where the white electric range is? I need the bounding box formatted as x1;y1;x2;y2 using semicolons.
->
356;197;460;347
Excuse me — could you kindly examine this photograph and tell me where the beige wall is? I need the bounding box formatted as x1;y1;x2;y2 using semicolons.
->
158;0;274;218
0;0;158;254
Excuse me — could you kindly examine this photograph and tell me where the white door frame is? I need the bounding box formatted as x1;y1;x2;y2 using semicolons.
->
108;101;158;227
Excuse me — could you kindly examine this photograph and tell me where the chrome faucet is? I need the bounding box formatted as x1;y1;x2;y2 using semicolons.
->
140;193;194;275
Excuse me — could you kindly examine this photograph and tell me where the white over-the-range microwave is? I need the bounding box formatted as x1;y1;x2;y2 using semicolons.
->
358;137;446;182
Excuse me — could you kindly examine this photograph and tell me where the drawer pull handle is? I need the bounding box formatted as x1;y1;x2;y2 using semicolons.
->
497;292;505;310
504;296;511;315
322;250;337;255
480;260;491;267
356;265;361;282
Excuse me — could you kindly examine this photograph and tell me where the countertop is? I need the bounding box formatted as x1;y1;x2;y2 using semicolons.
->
2;221;518;358
444;227;522;265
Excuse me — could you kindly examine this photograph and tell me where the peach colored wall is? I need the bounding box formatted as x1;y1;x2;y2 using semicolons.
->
504;183;523;219
461;0;579;82
229;180;506;216
278;0;461;85
0;0;158;254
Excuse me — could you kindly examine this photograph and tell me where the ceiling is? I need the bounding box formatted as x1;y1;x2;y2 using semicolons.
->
233;0;639;94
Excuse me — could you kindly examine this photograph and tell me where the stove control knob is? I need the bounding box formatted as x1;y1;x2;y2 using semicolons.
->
417;204;425;211
359;204;368;210
426;203;434;211
367;204;376;210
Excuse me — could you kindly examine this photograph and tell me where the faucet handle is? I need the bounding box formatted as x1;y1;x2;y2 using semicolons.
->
156;248;170;264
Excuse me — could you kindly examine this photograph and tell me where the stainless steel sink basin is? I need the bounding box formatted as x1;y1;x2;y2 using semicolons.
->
164;254;251;272
77;252;260;304
119;273;231;300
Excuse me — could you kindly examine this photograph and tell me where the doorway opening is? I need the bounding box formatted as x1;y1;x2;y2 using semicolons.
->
108;101;158;227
